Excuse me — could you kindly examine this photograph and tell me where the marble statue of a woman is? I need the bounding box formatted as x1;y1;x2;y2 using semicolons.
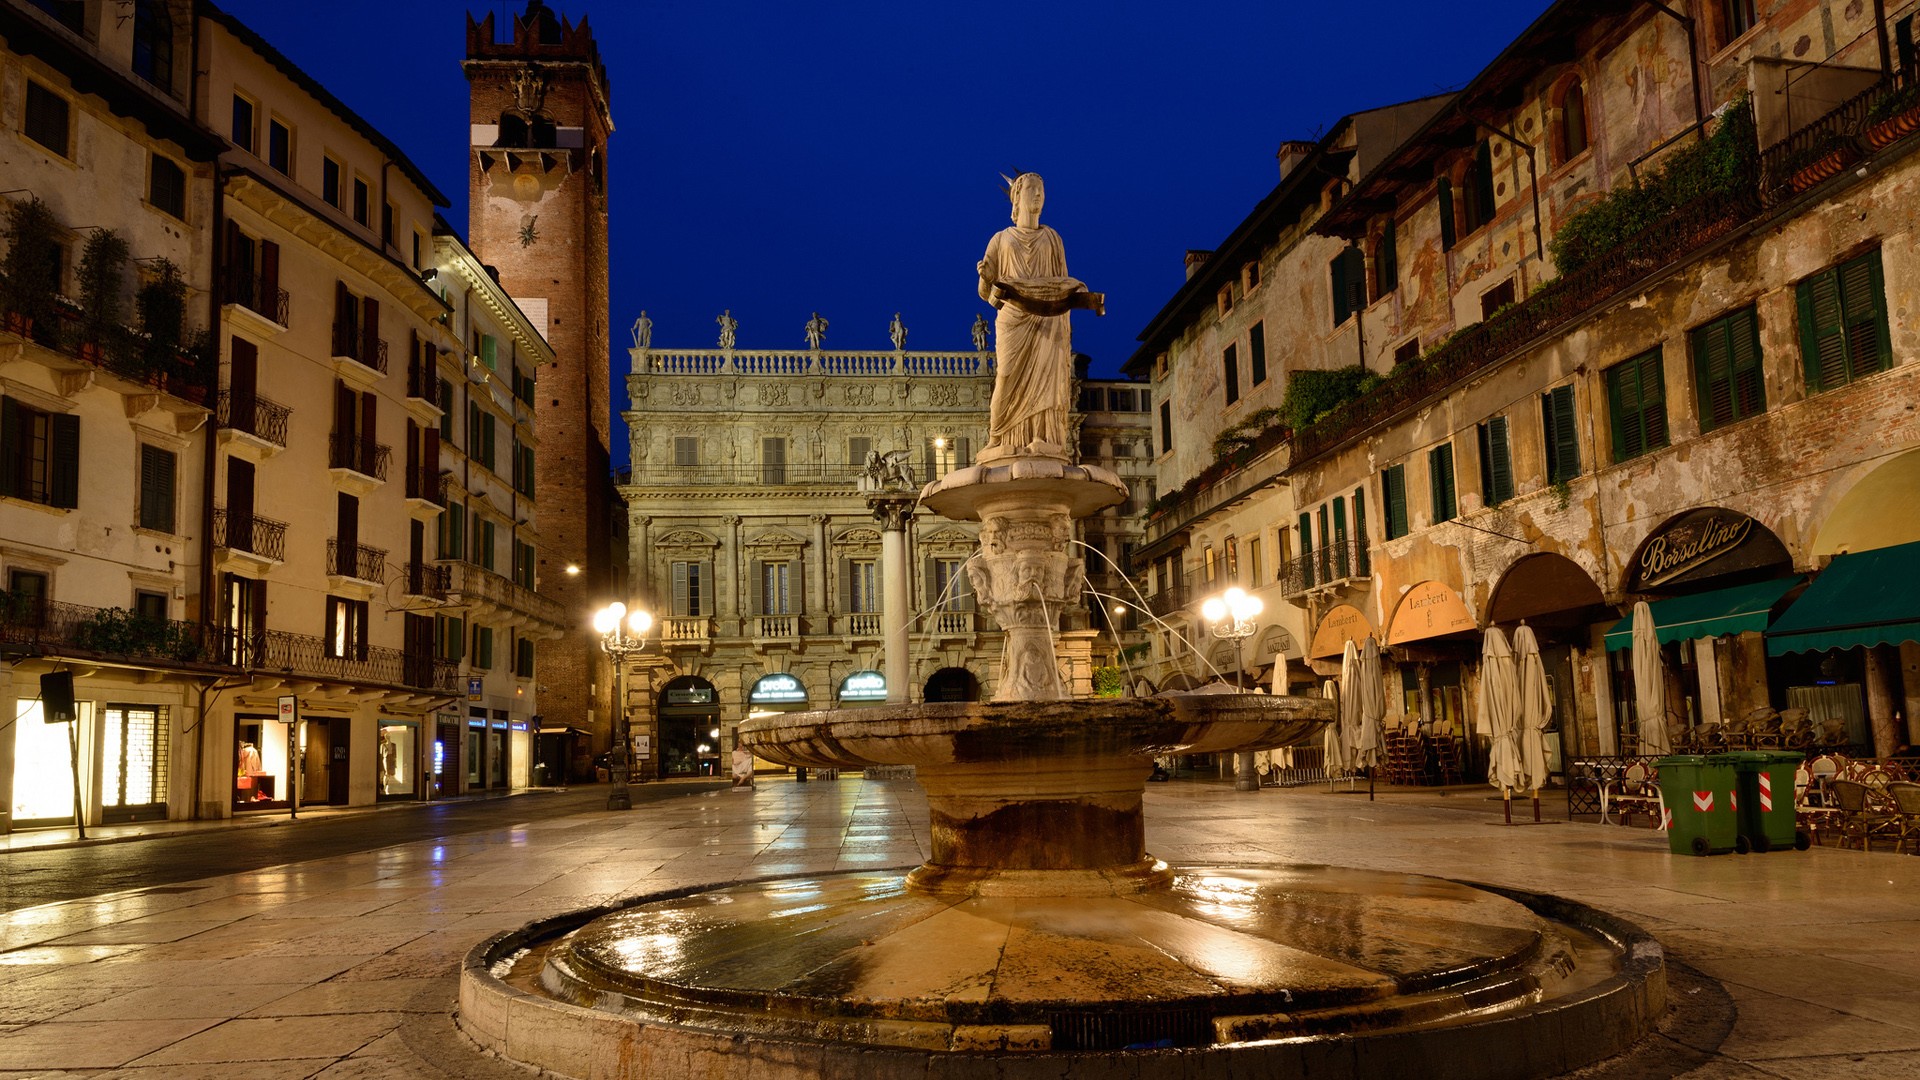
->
976;173;1103;461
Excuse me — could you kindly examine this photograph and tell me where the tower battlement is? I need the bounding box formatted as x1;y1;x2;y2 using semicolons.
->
466;1;608;99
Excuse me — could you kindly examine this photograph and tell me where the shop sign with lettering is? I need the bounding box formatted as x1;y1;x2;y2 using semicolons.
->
1386;581;1476;645
749;673;809;704
839;670;887;701
1630;509;1784;590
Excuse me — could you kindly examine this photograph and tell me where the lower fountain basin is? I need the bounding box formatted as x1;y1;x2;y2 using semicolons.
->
463;865;1665;1078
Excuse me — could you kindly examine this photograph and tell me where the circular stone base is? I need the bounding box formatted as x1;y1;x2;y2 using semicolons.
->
462;866;1665;1079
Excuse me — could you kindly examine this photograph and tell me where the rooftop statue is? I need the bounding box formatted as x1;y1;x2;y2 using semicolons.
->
804;311;828;350
716;309;737;350
976;172;1103;461
889;312;908;351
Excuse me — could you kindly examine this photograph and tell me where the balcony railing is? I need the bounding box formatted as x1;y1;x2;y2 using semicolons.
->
627;462;877;487
331;322;389;374
217;390;291;447
441;561;566;629
1145;585;1191;619
405;465;448;506
328;434;391;480
924;610;975;634
1280;540;1369;597
1759;65;1919;205
0;595;225;667
846;613;882;635
662;616;711;641
327;539;388;584
404;561;450;600
406;358;438;403
221;269;289;326
753;614;799;637
212;507;288;561
2;304;213;406
638;348;994;378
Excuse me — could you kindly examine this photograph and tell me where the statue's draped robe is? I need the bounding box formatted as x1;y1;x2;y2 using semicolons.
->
980;224;1080;452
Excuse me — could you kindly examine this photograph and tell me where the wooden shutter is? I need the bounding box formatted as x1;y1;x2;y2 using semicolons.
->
1223;344;1239;403
334;280;351;351
1694;319;1734;430
1543;387;1579;482
1637;352;1667;452
749;559;764;616
957;436;971;467
0;397;20;499
49;411;79;509
227;457;255;523
447;500;464;560
1429;445;1455;521
1330;252;1350;327
140;445;174;531
1728;308;1764;419
837;557;851;615
1352;487;1370;575
225;220;243;275
672;561;690;615
260;240;279;307
697;560;712;616
1248;322;1266;384
334;380;355;444
923;438;936;480
360;390;378;466
848;436;870;470
1437;177;1456;250
229;336;258;407
1384;465;1408;539
337;493;359;555
1839;251;1890;382
1798;268;1849;392
792;557;806;616
251;577;268;655
361;296;380;365
1488;417;1512;504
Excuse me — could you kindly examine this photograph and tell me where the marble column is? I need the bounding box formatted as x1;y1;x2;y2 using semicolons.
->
870;496;915;704
1865;644;1899;757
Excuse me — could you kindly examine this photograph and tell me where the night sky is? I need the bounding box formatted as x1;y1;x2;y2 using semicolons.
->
218;0;1548;461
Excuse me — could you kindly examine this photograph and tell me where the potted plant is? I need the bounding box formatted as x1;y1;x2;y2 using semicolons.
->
1785;129;1860;192
0;198;63;341
76;229;129;364
137;258;186;385
1864;82;1920;150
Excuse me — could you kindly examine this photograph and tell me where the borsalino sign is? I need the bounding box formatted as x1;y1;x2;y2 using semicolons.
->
1629;509;1783;590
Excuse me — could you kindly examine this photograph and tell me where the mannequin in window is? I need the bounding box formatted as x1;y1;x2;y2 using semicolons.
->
238;741;262;775
379;732;397;794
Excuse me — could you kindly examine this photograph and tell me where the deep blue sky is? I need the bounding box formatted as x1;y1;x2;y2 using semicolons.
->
221;0;1547;458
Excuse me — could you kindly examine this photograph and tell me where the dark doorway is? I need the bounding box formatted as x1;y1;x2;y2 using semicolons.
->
924;667;979;702
301;717;350;806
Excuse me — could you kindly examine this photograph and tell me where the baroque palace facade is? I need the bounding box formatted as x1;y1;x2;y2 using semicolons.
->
616;339;1151;776
0;0;562;832
1135;0;1920;773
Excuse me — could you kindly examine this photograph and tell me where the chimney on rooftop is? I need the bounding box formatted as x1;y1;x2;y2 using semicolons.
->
1277;140;1316;180
1184;250;1213;281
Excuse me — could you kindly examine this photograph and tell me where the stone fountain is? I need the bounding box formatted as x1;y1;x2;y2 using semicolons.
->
458;175;1664;1079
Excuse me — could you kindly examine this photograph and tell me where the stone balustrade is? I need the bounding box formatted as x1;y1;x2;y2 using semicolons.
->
635;349;994;378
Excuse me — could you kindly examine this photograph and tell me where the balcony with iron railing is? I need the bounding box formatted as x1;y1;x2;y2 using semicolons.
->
217;390;291;449
404;561;450;601
440;561;566;630
405;465;448;507
212;506;288;562
328;433;391;483
220;268;289;329
1145;584;1191;619
0;595;229;669
252;629;457;692
331;321;389;375
327;539;388;584
406;357;439;405
1280;540;1370;599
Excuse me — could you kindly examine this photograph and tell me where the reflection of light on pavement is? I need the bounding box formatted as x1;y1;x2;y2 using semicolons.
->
430;845;447;863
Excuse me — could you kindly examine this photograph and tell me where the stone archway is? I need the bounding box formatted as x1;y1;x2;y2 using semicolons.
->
923;667;979;703
1809;447;1920;557
1485;552;1606;630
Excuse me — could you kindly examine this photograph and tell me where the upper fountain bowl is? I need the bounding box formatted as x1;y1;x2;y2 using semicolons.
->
736;694;1332;772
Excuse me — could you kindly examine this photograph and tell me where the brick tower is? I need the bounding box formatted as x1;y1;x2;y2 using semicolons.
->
465;1;614;761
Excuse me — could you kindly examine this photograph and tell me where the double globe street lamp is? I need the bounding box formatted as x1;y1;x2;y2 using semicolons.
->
592;601;653;811
1202;586;1264;792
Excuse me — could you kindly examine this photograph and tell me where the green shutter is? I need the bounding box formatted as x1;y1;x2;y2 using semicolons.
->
1490;417;1513;503
1297;512;1314;587
1729;307;1765;419
1352;487;1370;575
1694;319;1735;430
1638;351;1667;451
1839;250;1890;382
1384;465;1409;539
1331;497;1349;578
1429;444;1456;522
1798;268;1849;392
1544;386;1580;482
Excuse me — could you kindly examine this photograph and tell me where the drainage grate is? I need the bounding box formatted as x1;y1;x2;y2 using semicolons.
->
1048;1006;1214;1051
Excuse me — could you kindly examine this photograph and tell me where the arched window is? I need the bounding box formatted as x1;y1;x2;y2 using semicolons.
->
1558;78;1589;163
132;0;173;89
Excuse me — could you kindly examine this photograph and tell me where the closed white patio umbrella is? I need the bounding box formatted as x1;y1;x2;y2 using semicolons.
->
1513;623;1553;822
1631;601;1672;756
1480;627;1522;823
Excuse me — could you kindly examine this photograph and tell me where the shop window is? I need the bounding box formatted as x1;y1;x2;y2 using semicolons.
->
1248;322;1267;385
1382;463;1409;539
1477;416;1514;506
1796;249;1891;394
0;397;79;508
102;705;168;817
1373;217;1398;297
325;595;368;660
1541;385;1581;484
233;716;286;809
1329;245;1367;326
1606;349;1669;463
138;444;176;532
1556;78;1589;163
673;560;712;616
378;722;416;798
230;93;255;154
149;154;186;220
23;80;70;158
1222;343;1240;405
1429;443;1457;523
1692;307;1766;432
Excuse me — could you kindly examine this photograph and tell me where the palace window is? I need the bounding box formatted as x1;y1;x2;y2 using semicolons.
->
1329;246;1366;326
672;560;711;617
1556;77;1589;163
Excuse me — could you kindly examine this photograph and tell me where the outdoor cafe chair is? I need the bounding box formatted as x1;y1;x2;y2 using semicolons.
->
1830;779;1899;852
1887;782;1920;855
1606;760;1663;829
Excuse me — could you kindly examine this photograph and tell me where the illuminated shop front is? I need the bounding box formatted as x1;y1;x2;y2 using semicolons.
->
233;714;292;811
100;704;169;823
378;720;418;800
837;670;887;705
11;700;83;827
658;676;720;777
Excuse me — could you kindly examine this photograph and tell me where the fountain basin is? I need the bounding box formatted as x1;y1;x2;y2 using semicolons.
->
739;696;1330;897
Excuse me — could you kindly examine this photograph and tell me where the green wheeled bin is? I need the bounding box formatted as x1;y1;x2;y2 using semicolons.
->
1723;750;1810;852
1655;754;1739;856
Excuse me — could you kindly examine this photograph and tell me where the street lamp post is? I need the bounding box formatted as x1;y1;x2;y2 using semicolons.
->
593;601;653;811
1202;587;1264;793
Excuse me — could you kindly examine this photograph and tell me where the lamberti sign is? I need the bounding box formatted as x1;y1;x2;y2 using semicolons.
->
1629;508;1787;590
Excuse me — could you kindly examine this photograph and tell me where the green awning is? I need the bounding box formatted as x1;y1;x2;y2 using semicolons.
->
1603;576;1802;652
1766;539;1920;656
